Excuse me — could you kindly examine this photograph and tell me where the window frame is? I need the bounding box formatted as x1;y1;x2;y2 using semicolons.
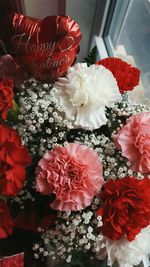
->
93;0;133;59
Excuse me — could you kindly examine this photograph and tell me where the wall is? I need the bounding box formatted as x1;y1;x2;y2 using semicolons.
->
66;0;97;61
23;0;59;18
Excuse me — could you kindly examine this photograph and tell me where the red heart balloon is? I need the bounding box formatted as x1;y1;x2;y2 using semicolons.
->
1;13;82;82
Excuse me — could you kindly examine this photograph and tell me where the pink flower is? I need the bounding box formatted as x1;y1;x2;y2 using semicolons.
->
36;143;103;211
114;112;150;173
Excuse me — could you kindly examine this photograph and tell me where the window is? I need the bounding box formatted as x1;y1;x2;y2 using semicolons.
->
94;0;150;98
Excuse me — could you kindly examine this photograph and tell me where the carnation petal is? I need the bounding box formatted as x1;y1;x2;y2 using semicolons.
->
54;63;121;130
99;177;150;242
0;124;31;196
97;57;140;94
114;112;150;173
106;225;150;267
36;143;104;211
75;106;108;130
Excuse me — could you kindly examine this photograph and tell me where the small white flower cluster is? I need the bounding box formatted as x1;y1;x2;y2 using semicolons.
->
10;181;36;210
15;78;150;265
68;100;150;181
114;101;150;116
16;78;150;162
16;79;74;157
33;197;105;263
69;132;139;180
12;94;150;216
106;100;150;133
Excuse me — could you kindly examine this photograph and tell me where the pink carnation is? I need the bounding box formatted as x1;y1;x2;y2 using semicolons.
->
36;143;103;211
114;112;150;173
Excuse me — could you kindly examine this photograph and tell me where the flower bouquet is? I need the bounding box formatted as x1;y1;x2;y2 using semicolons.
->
0;12;150;267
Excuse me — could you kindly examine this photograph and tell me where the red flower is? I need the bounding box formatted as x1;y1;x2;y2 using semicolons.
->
0;79;14;120
0;253;24;267
98;177;150;241
0;124;32;196
96;58;140;94
0;200;14;238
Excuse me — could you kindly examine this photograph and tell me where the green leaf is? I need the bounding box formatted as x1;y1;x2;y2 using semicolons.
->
84;46;97;66
122;92;128;101
8;100;20;122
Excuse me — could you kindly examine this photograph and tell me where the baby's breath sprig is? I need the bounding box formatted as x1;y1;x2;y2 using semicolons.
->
33;196;105;263
16;79;71;158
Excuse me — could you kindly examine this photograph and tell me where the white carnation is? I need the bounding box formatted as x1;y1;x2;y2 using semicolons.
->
106;225;150;267
54;63;121;130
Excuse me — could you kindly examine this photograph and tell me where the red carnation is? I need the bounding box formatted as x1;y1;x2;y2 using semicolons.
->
0;79;14;120
0;253;24;266
96;58;140;94
98;177;150;241
0;200;14;238
0;124;32;196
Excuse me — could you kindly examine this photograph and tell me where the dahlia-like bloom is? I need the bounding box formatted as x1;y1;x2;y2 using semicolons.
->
106;225;150;267
54;63;121;130
0;124;32;196
97;177;150;241
0;200;14;238
36;143;104;211
97;57;140;94
114;112;150;173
